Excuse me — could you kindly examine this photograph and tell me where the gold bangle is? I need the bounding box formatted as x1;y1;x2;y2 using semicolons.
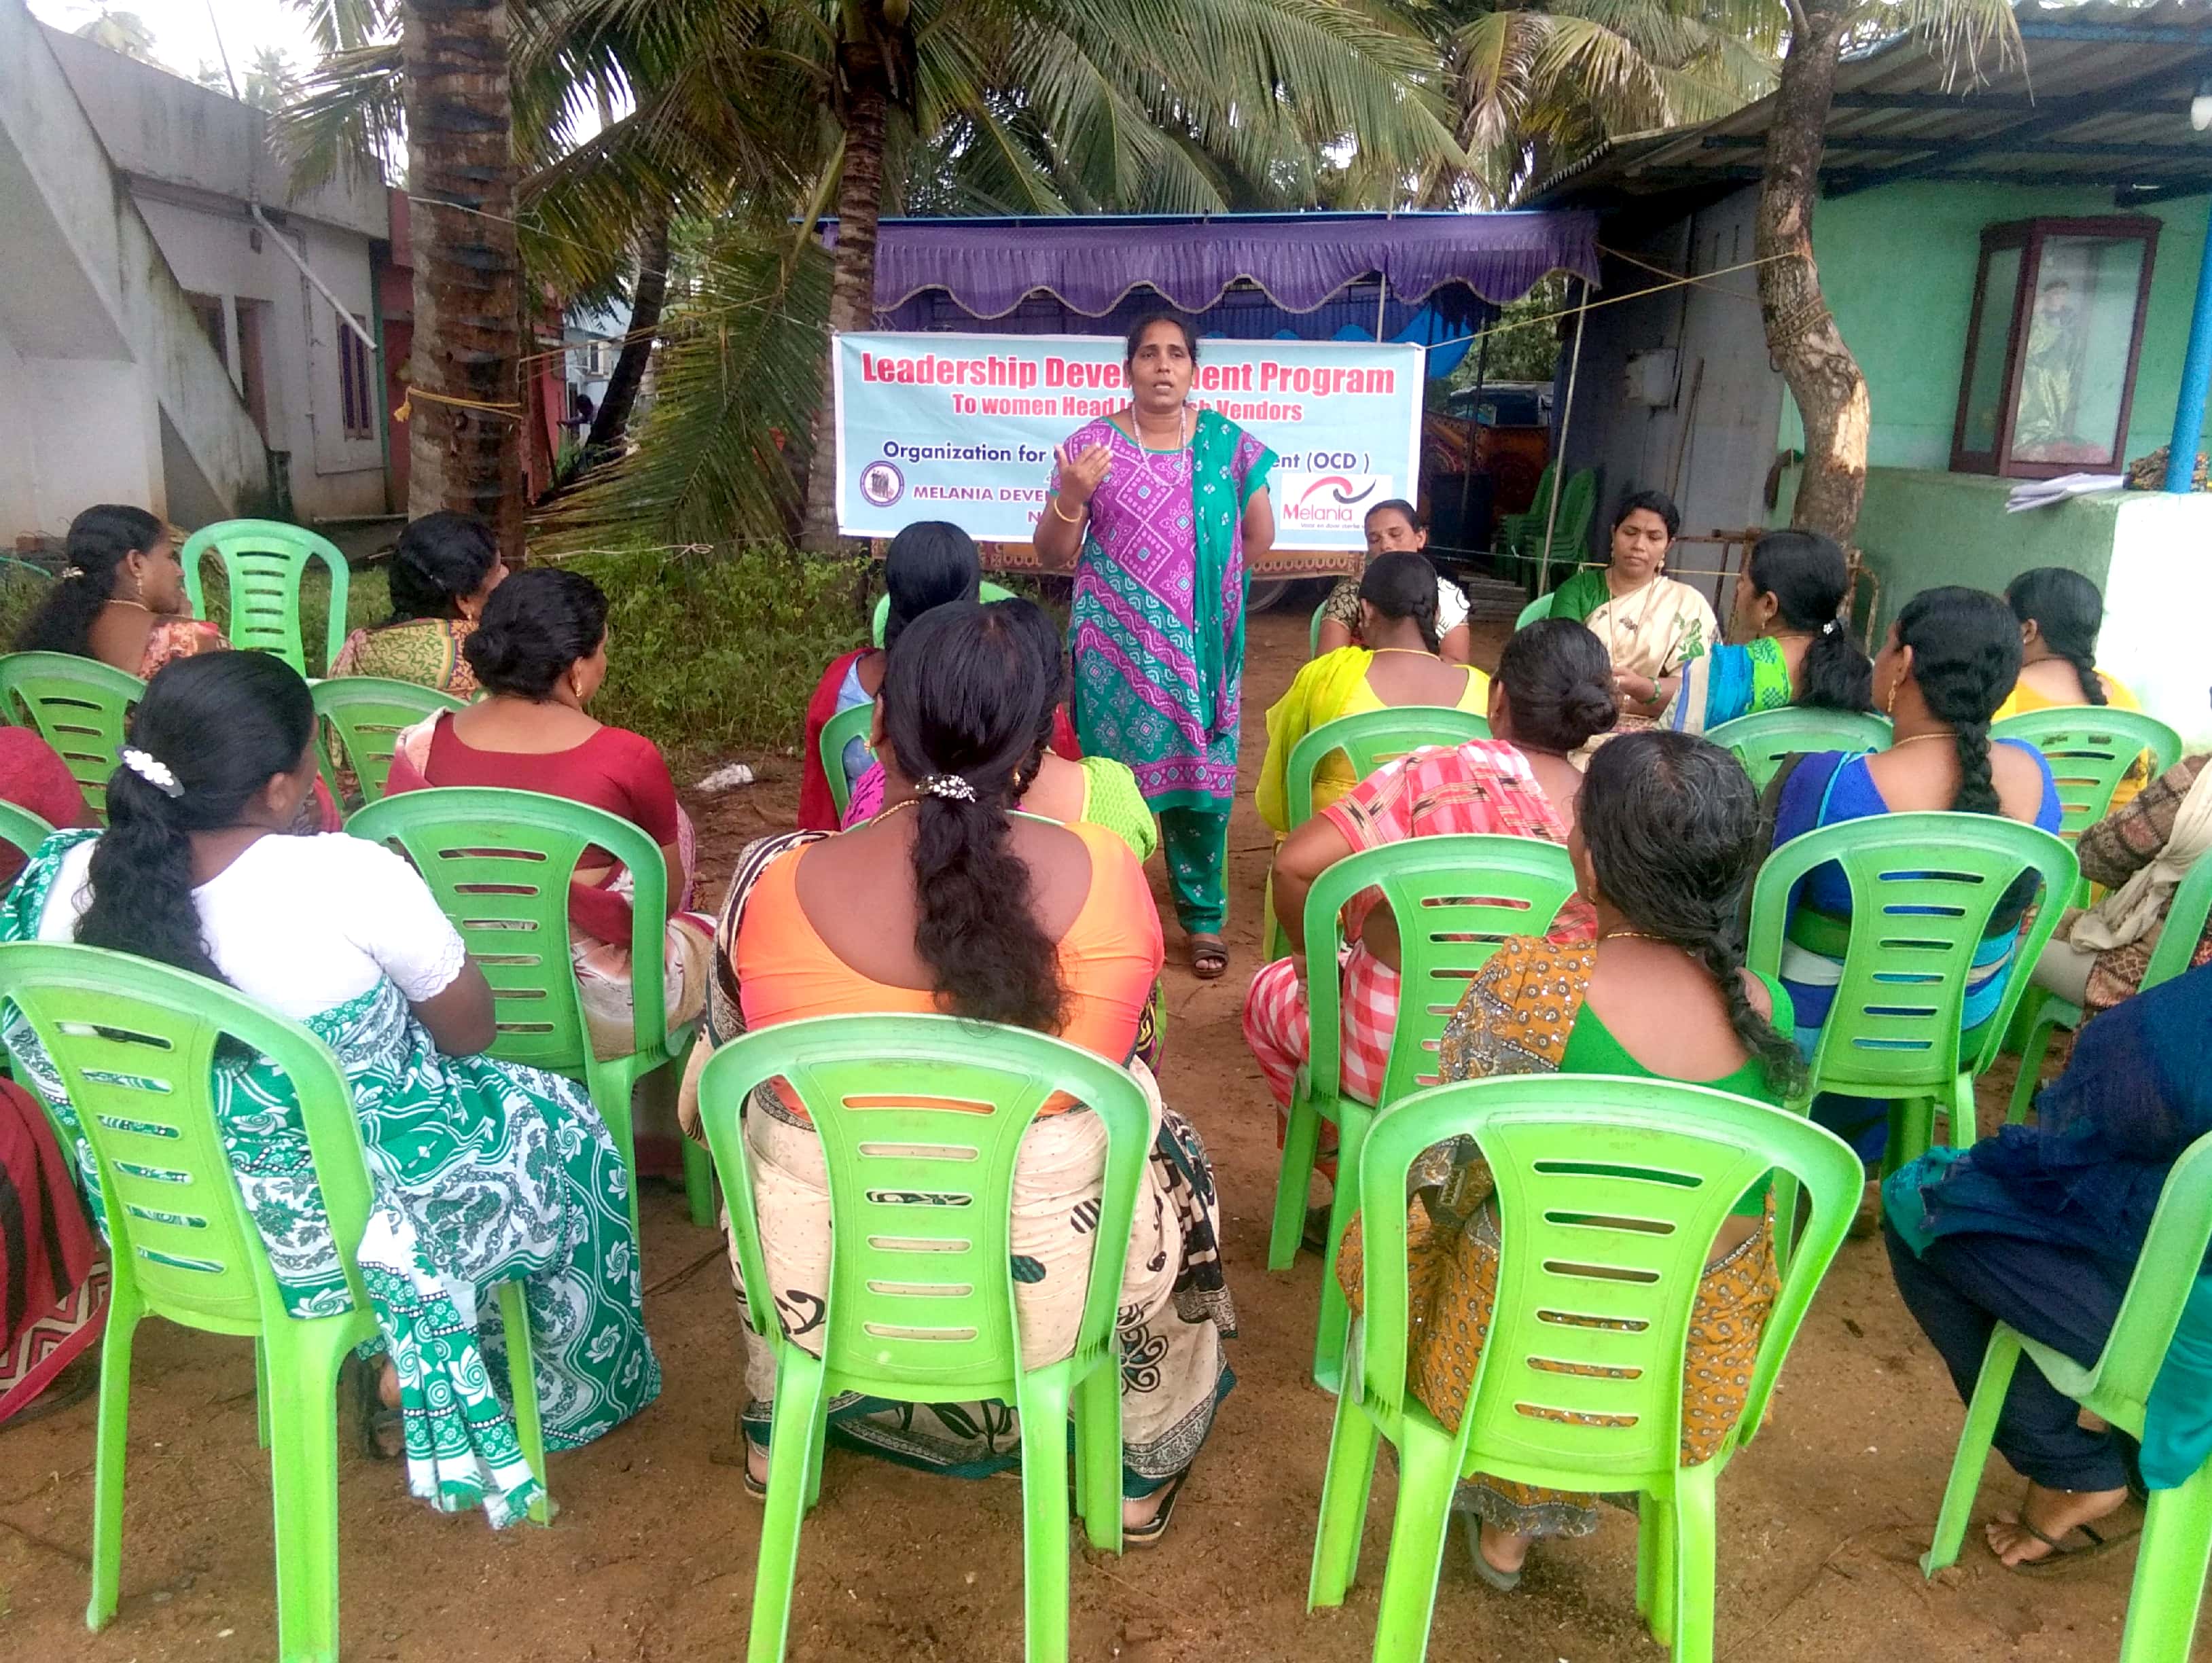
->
1049;495;1085;524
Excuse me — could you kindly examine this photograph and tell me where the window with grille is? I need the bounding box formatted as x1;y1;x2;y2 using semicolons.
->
338;316;375;441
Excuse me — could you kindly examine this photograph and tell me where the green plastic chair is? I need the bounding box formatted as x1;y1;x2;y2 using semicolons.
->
1513;594;1552;631
694;1014;1149;1663
0;800;56;866
347;786;715;1235
1263;704;1497;961
2005;848;2212;1124
179;518;350;677
819;700;875;822
1491;462;1555;569
1267;834;1577;1389
0;651;145;821
1746;812;2077;1175
1991;707;2184;902
1309;1073;1861;1662
1921;1126;2212;1662
1309;599;1329;656
1707;707;1894;793
1497;468;1595;585
309;676;467;809
0;939;548;1658
869;581;1016;647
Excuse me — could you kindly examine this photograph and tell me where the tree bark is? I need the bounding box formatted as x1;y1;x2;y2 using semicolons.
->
800;61;891;555
582;209;671;465
1753;0;1869;545
401;0;524;561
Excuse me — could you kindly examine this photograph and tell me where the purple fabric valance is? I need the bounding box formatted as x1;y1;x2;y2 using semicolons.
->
864;211;1599;320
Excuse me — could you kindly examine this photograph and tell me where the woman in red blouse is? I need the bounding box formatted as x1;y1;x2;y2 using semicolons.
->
385;567;712;1057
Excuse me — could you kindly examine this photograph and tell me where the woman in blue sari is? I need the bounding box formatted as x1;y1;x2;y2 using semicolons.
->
1886;963;2212;1565
1769;586;2060;1156
1663;529;1874;735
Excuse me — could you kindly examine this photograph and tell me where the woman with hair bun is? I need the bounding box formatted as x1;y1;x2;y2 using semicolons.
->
1336;728;1805;1592
0;651;656;1518
1313;501;1474;664
1256;548;1491;834
1660;529;1874;734
690;601;1232;1543
330;509;508;697
1243;618;1616;1134
16;505;224;678
384;567;713;1058
1768;586;2060;1158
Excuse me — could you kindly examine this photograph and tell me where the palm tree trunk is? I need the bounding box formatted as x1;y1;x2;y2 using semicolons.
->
1754;0;1869;545
800;65;891;554
582;209;671;465
401;0;524;560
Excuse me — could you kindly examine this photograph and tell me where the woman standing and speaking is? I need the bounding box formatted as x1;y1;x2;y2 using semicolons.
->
1035;315;1276;980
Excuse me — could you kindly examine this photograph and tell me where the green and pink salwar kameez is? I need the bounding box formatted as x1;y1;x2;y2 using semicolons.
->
1054;409;1274;935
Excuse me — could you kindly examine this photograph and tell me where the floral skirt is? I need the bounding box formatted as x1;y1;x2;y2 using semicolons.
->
730;1060;1235;1493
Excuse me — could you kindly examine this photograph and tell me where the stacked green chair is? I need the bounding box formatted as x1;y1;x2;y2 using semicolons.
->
1746;812;2075;1175
1496;467;1594;587
1262;704;1495;963
694;1014;1149;1663
1268;834;1577;1389
347;786;715;1234
0;801;56;867
309;676;467;809
1706;707;1893;794
0;651;145;821
0;940;548;1659
178;518;350;677
2006;848;2212;1124
1512;593;1552;631
1921;1125;2212;1662
870;580;1016;648
1309;1073;1861;1663
1990;707;2183;906
1490;462;1555;573
819;700;875;823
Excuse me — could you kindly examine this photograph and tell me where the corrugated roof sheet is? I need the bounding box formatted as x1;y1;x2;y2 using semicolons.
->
1525;1;2212;206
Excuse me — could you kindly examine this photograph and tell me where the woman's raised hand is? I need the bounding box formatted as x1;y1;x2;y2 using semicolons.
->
1054;443;1113;507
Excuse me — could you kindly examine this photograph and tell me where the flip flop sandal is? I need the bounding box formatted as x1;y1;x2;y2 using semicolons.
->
1461;1516;1523;1593
2004;1512;2142;1575
1188;935;1229;981
0;1357;97;1429
1122;1466;1194;1549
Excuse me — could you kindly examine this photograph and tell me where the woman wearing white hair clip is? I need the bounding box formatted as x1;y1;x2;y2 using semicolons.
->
0;653;658;1524
688;598;1234;1543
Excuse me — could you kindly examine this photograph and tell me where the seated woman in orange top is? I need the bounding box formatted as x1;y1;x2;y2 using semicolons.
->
16;505;224;678
690;601;1233;1544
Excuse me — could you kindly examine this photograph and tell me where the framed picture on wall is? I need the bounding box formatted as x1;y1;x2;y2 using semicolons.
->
1950;216;2160;479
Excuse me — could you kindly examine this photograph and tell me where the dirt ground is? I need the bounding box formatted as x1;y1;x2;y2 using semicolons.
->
0;607;2183;1662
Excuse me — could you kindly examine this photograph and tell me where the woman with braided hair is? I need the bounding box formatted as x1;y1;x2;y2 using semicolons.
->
1333;730;1805;1592
692;600;1233;1544
1768;586;2061;1158
1995;566;2150;809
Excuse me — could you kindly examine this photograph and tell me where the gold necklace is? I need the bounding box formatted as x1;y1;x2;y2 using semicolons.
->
105;597;151;614
1887;732;1957;750
1599;929;1675;944
1370;647;1435;658
1601;575;1667;665
871;798;922;823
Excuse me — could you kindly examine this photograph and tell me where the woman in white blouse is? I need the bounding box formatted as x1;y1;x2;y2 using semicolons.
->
0;652;657;1526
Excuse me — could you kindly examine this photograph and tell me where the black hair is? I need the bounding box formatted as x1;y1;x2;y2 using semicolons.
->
884;521;982;654
1611;488;1681;541
1495;618;1618;753
1746;529;1872;713
75;653;315;985
879;601;1067;1033
2006;567;2107;707
387;511;501;624
1893;586;2024;816
984;596;1067;796
1363;499;1423;533
1580;730;1806;1098
1124;312;1199;368
1357;550;1442;653
463;567;608;701
17;504;166;656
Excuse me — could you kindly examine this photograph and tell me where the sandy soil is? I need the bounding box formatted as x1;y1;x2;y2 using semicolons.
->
0;608;2180;1662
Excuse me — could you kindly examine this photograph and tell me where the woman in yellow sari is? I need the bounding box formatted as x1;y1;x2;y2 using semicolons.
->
1256;551;1490;836
1995;567;2149;810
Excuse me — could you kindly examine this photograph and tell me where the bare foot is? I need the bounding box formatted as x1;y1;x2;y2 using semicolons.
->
746;1440;770;1491
1479;1522;1532;1577
1986;1482;2130;1567
378;1359;402;1410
